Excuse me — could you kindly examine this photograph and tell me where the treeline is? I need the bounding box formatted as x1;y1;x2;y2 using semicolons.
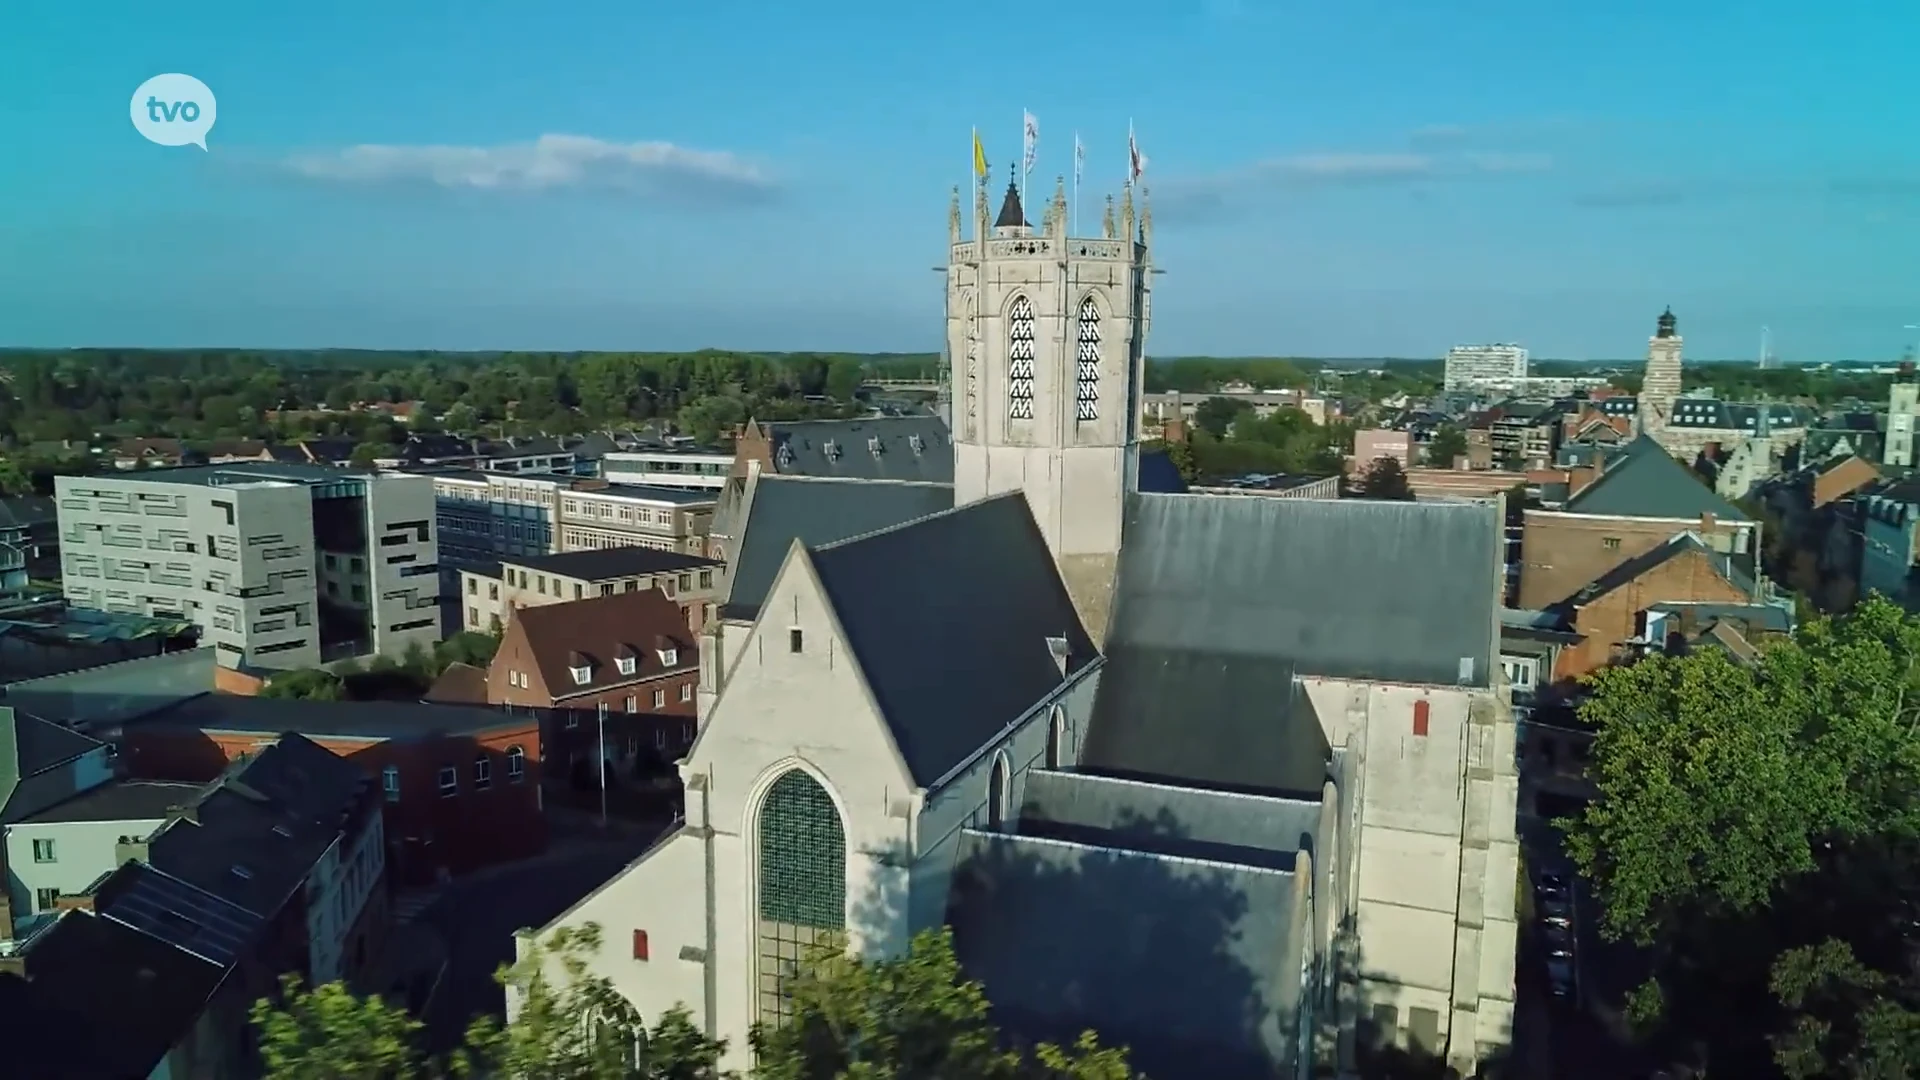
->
1608;365;1894;405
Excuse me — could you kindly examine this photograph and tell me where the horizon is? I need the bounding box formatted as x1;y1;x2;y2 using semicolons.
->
7;0;1915;360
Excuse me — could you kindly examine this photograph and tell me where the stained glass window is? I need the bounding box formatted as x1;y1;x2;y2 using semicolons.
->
1008;296;1036;420
755;769;846;1027
1074;297;1101;421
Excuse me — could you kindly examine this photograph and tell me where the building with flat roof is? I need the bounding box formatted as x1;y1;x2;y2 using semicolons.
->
1443;344;1529;390
459;545;721;635
601;448;735;490
55;463;440;670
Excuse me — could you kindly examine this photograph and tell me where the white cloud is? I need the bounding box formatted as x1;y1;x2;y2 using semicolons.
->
283;134;775;202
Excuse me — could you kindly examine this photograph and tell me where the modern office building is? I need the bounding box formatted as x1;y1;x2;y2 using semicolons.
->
1443;344;1530;390
55;464;440;669
600;448;735;490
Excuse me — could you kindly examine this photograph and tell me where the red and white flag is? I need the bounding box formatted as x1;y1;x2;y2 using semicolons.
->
1128;122;1148;183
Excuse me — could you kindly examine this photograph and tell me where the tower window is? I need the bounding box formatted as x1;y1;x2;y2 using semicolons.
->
1074;297;1101;421
1007;296;1036;420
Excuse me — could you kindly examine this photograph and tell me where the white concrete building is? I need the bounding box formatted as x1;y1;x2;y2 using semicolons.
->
602;449;735;491
1443;344;1529;391
518;177;1517;1078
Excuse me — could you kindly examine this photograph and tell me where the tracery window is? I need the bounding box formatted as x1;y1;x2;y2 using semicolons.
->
963;295;980;439
755;769;846;1028
1074;297;1101;421
1007;295;1036;420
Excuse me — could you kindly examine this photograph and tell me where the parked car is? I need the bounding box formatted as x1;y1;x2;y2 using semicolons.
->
1537;871;1571;897
1546;957;1576;999
1542;898;1574;928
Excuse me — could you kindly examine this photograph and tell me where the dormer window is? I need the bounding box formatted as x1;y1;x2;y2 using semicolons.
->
823;439;841;462
571;664;592;685
868;436;883;457
776;444;795;468
616;655;637;676
908;434;925;455
659;648;678;667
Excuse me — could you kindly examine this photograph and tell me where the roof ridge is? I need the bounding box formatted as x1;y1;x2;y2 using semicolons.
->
810;491;1020;554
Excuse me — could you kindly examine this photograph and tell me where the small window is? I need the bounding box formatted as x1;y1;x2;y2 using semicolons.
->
698;569;713;588
789;628;804;653
382;765;401;803
625;579;638;592
571;664;592;686
468;606;479;627
507;745;526;782
1413;699;1431;738
438;765;458;797
617;655;636;676
31;838;56;864
678;573;692;591
1602;536;1621;550
488;582;499;600
679;682;692;703
34;887;60;912
601;583;615;597
660;648;678;666
652;688;666;710
573;583;583;600
566;713;579;729
987;755;1008;830
626;696;637;713
632;929;650;961
654;727;667;749
467;578;477;595
474;754;492;789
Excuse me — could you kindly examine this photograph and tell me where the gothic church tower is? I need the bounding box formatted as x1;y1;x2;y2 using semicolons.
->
945;168;1151;644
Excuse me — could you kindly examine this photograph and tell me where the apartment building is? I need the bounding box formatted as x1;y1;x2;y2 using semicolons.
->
601;448;735;490
55;464;440;669
1443;343;1530;390
558;484;716;555
459;546;721;635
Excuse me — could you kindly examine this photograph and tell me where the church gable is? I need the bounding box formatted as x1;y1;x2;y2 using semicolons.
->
808;492;1096;787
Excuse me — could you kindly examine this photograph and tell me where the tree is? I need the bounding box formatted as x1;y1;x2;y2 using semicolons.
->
252;973;423;1080
749;928;1139;1079
259;669;346;701
1425;424;1467;467
350;442;383;467
0;458;31;496
1358;457;1413;500
1162;439;1198;484
1192;396;1251;440
823;359;865;404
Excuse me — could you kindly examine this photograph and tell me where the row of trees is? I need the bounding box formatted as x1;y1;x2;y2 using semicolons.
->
253;925;1139;1079
259;632;501;703
1181;396;1355;480
1564;596;1920;1077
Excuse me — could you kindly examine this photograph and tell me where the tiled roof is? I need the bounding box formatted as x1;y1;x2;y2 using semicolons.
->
509;588;696;700
718;475;952;622
764;416;955;483
1564;435;1749;521
807;492;1095;786
423;661;490;705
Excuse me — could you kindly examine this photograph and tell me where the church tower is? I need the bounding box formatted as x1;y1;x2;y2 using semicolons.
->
1638;306;1683;440
945;167;1151;643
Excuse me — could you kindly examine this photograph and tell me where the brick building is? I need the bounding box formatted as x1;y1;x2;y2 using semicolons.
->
1550;532;1756;681
111;696;544;887
488;587;699;783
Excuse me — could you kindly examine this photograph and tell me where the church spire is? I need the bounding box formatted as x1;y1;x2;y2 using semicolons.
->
993;164;1027;229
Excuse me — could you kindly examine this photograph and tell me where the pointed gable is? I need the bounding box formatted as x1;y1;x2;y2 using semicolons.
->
806;493;1094;786
1564;435;1749;521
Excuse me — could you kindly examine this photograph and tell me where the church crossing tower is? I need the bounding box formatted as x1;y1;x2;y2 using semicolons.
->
945;167;1151;642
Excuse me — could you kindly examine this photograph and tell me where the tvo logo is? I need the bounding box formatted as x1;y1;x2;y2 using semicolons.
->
130;73;217;150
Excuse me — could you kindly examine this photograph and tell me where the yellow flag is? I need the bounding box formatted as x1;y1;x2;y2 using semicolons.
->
973;129;988;178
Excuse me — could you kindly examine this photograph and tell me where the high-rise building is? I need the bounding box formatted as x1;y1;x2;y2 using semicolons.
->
1887;361;1919;468
1442;344;1529;390
55;464;440;669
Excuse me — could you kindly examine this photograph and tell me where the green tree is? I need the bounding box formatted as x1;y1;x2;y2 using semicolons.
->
252;973;423;1080
259;669;346;701
1192;396;1251;440
824;359;865;404
350;442;383;467
1425;424;1467;467
677;395;748;446
1358;456;1413;500
0;458;31;496
749;928;1139;1079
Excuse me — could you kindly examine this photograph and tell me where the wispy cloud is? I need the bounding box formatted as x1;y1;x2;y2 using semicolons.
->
283;134;775;203
1153;145;1551;221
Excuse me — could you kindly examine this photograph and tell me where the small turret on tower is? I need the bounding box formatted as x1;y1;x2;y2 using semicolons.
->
1120;184;1136;245
993;164;1028;233
1102;194;1116;239
1657;306;1677;339
949;186;962;244
1049;176;1068;239
1140;186;1153;246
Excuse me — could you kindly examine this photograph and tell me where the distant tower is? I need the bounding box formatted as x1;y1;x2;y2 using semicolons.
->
1638;307;1683;440
945;165;1151;642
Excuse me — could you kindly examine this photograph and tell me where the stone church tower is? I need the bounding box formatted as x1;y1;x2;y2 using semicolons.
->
944;168;1152;643
1637;306;1683;440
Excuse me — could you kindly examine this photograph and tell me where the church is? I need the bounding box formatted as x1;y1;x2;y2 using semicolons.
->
519;173;1519;1079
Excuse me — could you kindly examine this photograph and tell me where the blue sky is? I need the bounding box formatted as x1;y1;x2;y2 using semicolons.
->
3;0;1915;360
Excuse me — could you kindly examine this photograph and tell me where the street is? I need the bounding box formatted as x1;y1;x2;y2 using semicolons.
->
412;816;666;1050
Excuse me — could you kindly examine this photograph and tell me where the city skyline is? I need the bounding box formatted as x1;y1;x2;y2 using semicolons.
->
4;0;1916;360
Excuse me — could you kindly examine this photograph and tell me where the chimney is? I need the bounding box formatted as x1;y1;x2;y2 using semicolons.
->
1700;512;1717;535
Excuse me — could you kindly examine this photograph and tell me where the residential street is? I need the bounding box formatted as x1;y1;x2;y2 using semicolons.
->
413;813;668;1050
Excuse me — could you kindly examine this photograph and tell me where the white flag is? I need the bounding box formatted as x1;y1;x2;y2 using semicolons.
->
1022;110;1039;176
1128;122;1147;182
1073;133;1084;185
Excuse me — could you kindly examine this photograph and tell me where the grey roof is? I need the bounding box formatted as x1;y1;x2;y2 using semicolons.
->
92;859;263;967
1083;493;1500;797
126;692;529;741
947;828;1306;1080
808;493;1095;787
764;416;955;483
719;476;953;621
1665;398;1812;432
592;482;719;506
94;461;376;486
14;779;200;824
1565;435;1749;521
0;908;226;1079
505;546;718;580
0;496;54;530
145;733;369;921
1017;770;1323;872
0;707;108;823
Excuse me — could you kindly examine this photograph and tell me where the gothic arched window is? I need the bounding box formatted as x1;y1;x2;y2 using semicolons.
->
1007;296;1036;420
755;769;847;1028
987;754;1009;829
1074;297;1101;421
963;295;980;439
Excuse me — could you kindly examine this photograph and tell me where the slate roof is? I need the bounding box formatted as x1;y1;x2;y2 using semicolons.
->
0;909;226;1079
128;693;529;742
0;706;108;823
0;495;54;530
993;176;1028;228
947;828;1306;1080
1564;435;1749;522
1665;398;1812;432
505;546;718;580
719;476;953;621
14;779;200;824
508;588;696;699
764;416;955;483
1082;493;1500;797
807;492;1095;786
